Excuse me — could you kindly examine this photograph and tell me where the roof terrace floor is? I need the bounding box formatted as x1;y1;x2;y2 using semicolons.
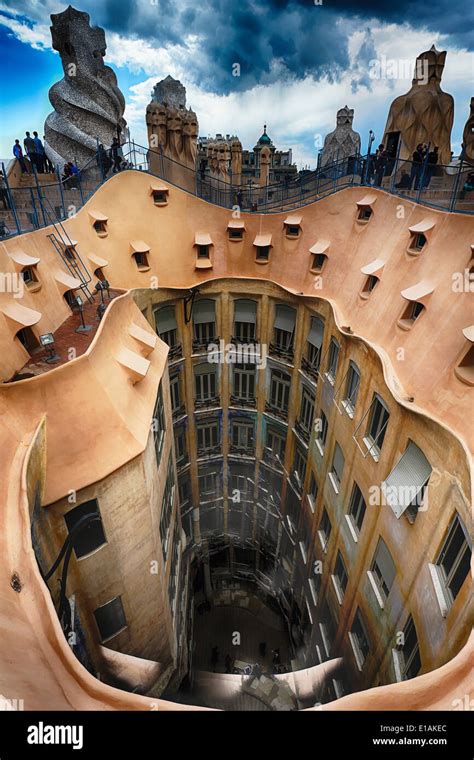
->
10;289;124;380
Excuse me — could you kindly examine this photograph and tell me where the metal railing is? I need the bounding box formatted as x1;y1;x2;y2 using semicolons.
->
1;141;472;241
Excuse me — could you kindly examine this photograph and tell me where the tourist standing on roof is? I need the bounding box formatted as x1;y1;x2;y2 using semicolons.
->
24;132;37;172
12;139;27;173
33;132;45;173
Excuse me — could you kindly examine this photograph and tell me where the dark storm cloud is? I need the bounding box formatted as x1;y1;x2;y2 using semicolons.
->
2;0;472;92
97;0;473;92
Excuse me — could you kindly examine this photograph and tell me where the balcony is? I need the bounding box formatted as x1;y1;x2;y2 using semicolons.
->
264;401;288;422
301;356;319;382
176;454;190;470
231;335;259;346
172;403;187;419
269;342;294;363
197;444;222;459
195;396;221;411
229;443;256;457
262;450;284;472
192;335;220;354
294;418;311;445
229;394;257;409
167;343;183;362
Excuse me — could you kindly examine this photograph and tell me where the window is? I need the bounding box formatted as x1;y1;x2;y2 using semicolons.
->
230;470;254;504
398;300;425;329
286;225;300;237
233;363;256;402
194;363;218;404
152;189;168;204
329;442;344;492
265;426;286;467
21;266;39;289
382;441;432;521
394;616;421;681
308;473;318;511
311;253;327;272
325;338;340;382
256;245;270;261
361;274;378;296
347;483;366;536
196;419;219;455
231;418;255;452
198;469;219;500
293;447;307;491
197;244;209;259
152;385;166;465
93;219;107;235
299;537;309;563
193;300;216;348
298;386;315;439
315;410;328;453
170;373;182;415
349;609;370;669
229;227;244;240
155;306;178;350
133;251;149;270
64;499;106;559
365;394;390;455
434;514;471;608
308;576;320;606
16;327;39;352
272;304;296;355
318;507;332;551
269;368;291;415
160;458;175;560
369;537;396;603
178;474;191;509
409;232;426;252
168;522;181;612
332;550;348;602
64;244;76;261
342;362;360;415
358;207;372;221
455;342;474;385
94;597;127;642
174;424;187;463
304;317;324;377
233;299;257;342
319;602;335;657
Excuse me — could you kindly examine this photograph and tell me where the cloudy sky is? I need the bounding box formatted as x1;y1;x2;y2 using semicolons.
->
0;0;472;167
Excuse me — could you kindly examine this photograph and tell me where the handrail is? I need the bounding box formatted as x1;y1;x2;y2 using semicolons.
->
39;192;94;300
0;141;472;242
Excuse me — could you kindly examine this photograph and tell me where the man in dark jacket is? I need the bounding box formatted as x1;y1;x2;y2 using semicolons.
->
423;146;439;189
24;132;37;171
33;132;45;173
410;144;424;190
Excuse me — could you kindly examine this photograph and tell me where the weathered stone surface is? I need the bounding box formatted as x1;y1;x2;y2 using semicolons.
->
146;76;198;189
382;46;454;165
151;75;186;109
320;106;361;168
44;5;127;169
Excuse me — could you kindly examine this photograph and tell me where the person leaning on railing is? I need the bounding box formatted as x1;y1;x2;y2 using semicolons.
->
460;171;474;200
